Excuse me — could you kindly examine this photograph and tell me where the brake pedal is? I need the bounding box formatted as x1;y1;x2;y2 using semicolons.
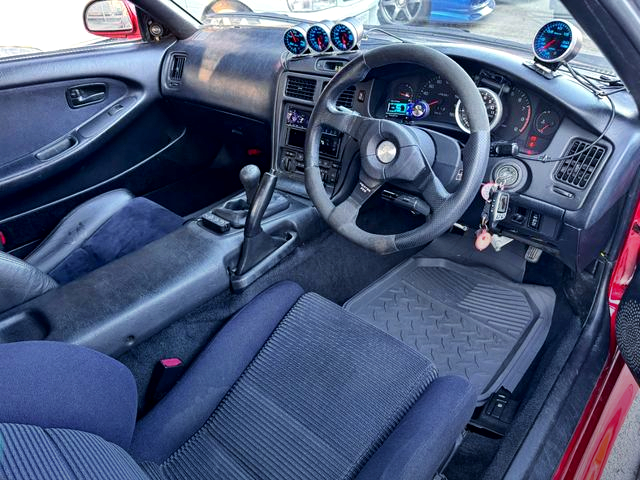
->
525;246;543;263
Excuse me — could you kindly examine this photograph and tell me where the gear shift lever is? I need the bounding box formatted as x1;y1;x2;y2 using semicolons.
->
235;171;286;276
239;164;261;205
213;165;290;228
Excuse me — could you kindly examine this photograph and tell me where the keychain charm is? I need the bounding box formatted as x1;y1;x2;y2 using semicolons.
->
475;226;492;251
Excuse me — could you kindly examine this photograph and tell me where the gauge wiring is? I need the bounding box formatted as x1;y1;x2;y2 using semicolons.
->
516;61;620;163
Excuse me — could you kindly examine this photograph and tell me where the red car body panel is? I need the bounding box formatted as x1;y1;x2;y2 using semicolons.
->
554;198;640;480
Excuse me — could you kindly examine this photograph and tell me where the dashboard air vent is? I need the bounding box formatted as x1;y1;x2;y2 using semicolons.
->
285;76;316;101
554;140;606;189
337;86;356;108
167;53;187;88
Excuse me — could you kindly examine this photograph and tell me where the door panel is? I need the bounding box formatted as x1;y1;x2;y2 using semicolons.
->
0;78;126;164
0;40;222;254
0;40;269;255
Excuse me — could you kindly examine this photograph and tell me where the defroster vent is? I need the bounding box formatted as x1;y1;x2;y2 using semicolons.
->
285;76;316;101
554;140;606;189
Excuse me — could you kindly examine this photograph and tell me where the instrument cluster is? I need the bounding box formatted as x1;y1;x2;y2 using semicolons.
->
283;18;363;55
376;68;564;155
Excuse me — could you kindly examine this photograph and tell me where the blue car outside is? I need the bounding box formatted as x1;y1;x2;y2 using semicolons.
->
429;0;496;23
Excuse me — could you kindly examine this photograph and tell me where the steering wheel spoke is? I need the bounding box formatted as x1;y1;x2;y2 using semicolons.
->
422;171;451;211
320;105;370;141
330;171;382;226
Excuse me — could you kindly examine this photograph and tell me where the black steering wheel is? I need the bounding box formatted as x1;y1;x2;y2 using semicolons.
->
304;44;490;254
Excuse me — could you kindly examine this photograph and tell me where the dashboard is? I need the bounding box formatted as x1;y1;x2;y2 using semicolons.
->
160;25;640;272
372;66;563;156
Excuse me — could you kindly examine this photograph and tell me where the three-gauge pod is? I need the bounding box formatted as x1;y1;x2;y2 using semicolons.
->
283;18;363;55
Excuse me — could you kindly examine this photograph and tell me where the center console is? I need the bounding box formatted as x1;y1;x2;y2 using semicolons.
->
274;70;361;196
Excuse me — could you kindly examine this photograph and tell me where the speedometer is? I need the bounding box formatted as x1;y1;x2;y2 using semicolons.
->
494;87;532;141
454;87;503;133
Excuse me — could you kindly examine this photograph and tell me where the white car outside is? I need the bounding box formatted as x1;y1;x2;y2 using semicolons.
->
176;0;378;25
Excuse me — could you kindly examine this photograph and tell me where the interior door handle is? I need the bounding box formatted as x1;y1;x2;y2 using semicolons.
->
66;83;107;108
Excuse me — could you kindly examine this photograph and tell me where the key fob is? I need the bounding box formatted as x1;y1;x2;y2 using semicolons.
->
489;191;510;229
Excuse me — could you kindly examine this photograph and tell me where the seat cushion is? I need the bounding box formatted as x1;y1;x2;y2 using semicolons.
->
0;424;149;480
45;196;183;284
130;280;306;462
26;189;134;273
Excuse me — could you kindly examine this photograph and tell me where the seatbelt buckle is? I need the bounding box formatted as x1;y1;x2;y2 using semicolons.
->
145;358;184;409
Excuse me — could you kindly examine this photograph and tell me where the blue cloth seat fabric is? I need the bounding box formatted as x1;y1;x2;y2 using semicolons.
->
0;282;476;480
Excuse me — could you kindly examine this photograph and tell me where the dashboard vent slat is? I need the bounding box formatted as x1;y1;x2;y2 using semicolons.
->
337;86;356;109
554;140;606;189
167;53;187;87
285;76;316;101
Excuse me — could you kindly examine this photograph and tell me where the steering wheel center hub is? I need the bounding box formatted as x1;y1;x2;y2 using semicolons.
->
376;140;397;164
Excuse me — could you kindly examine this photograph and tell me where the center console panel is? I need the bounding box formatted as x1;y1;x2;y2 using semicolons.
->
273;65;364;197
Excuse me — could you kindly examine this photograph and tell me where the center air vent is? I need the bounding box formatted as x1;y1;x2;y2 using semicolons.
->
337;86;356;108
285;76;316;101
167;53;187;88
554;140;606;189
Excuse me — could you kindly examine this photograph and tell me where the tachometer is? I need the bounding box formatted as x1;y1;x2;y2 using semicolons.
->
307;24;331;53
455;87;503;133
494;87;532;141
283;26;308;55
417;76;456;120
533;20;583;64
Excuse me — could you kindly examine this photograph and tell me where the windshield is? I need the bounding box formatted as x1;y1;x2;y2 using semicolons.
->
171;0;605;65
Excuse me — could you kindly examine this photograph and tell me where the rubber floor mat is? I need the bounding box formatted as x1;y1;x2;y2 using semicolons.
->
344;257;556;404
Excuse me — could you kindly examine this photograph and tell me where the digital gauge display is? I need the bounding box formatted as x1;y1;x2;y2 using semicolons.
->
283;27;307;55
307;24;331;53
533;20;582;63
386;101;429;120
330;23;356;51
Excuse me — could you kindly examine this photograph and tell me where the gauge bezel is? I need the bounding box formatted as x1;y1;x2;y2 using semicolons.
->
532;20;583;64
454;87;503;134
307;23;332;53
283;25;308;55
330;21;360;51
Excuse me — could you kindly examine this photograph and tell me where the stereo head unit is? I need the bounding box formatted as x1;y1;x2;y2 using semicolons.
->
285;105;340;158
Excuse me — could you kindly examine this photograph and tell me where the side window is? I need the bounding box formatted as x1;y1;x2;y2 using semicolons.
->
0;0;141;60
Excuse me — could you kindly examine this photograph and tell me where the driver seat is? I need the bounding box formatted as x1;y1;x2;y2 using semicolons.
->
0;282;476;480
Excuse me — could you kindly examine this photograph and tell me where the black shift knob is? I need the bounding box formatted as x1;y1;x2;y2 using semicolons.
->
239;164;261;205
